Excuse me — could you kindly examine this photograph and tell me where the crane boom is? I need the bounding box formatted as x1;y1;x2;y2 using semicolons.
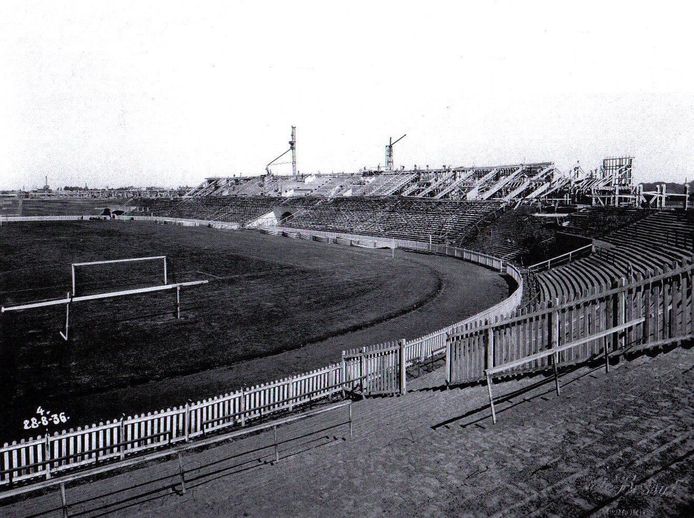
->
266;126;297;175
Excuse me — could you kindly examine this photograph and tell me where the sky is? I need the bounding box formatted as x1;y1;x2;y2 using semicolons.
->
0;0;693;190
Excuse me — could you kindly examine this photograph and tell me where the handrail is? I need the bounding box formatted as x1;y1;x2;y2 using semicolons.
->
486;318;644;376
527;243;593;272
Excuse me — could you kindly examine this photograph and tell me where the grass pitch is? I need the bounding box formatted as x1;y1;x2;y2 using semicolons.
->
0;221;508;439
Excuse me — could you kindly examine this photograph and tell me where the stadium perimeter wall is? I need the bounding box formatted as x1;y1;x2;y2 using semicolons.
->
0;215;523;487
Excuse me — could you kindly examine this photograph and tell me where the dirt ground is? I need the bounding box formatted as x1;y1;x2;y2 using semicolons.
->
0;221;509;441
2;344;691;517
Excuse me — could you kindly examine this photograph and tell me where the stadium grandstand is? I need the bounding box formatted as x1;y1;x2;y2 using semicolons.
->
2;154;693;516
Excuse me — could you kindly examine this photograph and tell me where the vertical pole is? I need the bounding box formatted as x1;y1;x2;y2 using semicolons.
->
618;278;626;350
291;126;297;177
239;389;246;427
399;339;407;396
340;353;346;398
60;482;68;518
119;414;126;459
360;350;365;393
429;234;432;251
273;425;279;463
163;257;168;285
61;293;71;341
551;310;561;396
176;286;181;319
486;373;497;424
71;265;76;296
44;433;51;480
445;334;451;388
604;290;612;374
177;452;186;494
288;380;294;411
348;401;353;439
184;400;191;442
486;324;494;372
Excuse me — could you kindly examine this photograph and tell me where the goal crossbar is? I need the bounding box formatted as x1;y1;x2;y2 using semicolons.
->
71;256;167;267
1;280;208;313
71;256;168;295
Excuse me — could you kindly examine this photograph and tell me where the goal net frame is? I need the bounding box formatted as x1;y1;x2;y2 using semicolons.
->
71;256;168;296
2;256;207;341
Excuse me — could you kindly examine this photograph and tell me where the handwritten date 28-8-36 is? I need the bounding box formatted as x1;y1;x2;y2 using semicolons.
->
23;406;70;430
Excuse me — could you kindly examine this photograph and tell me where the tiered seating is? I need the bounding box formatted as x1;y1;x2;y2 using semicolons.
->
13;199;124;216
535;211;694;303
134;197;283;225
283;197;503;244
465;205;543;261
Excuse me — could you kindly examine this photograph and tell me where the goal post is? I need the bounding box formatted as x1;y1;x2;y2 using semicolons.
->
2;256;207;341
71;256;168;296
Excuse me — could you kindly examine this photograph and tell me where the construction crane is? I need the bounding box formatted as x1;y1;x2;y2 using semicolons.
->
384;134;406;171
265;126;297;176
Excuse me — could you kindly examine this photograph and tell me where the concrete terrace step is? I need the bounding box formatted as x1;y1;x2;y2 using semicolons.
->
1;338;692;516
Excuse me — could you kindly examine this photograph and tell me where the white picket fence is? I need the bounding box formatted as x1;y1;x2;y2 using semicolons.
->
0;220;522;487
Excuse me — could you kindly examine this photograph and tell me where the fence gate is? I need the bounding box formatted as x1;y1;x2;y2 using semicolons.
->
343;342;406;396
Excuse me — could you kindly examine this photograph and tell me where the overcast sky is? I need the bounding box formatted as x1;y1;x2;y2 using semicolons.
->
1;0;692;189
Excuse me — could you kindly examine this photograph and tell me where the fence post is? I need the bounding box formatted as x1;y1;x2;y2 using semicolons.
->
617;277;627;351
445;333;451;388
360;348;365;393
184;400;191;441
119;414;126;459
44;433;51;480
340;353;346;398
551;307;561;396
288;379;295;411
239;390;246;427
399;339;407;396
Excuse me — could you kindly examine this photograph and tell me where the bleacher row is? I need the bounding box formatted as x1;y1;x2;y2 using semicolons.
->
134;197;288;224
535;211;694;303
0;198;127;216
282;198;503;245
132;196;504;245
